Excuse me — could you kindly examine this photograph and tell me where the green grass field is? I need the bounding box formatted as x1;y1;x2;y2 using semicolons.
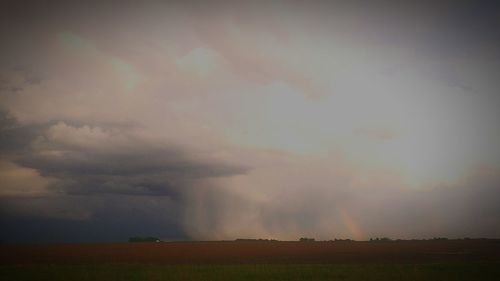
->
2;262;500;281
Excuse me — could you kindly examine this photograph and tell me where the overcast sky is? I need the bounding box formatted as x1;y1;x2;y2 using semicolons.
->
1;0;500;242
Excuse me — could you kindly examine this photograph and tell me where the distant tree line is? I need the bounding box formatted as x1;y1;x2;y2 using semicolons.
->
369;237;393;242
431;237;449;240
126;236;488;243
235;238;279;242
329;238;354;242
299;237;315;242
227;237;485;243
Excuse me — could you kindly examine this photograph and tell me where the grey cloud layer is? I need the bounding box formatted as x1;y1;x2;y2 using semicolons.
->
1;0;500;242
6;120;248;196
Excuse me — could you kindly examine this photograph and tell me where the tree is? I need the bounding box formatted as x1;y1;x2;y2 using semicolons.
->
299;237;315;242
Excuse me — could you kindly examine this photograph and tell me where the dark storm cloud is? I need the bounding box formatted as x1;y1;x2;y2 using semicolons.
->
0;194;186;242
4;120;249;196
0;117;248;242
22;141;245;178
0;112;45;155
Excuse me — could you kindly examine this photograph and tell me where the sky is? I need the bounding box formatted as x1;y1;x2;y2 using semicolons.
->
1;0;500;242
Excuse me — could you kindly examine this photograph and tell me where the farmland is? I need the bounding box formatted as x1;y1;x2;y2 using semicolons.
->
1;240;500;280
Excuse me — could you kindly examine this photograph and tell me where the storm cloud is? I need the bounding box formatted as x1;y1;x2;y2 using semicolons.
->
1;0;500;242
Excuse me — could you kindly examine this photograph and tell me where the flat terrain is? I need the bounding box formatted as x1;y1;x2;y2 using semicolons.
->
1;240;500;264
2;240;500;280
2;263;500;281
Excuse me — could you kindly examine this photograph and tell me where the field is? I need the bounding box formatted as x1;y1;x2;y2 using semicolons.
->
1;240;500;280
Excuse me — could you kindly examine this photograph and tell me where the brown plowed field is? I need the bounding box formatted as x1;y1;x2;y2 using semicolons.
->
1;240;500;265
